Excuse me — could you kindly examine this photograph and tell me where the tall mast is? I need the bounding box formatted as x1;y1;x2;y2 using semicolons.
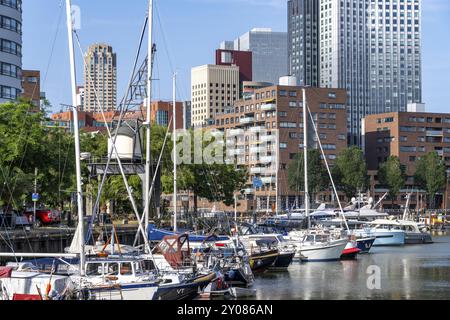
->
172;73;178;232
144;0;154;239
65;0;85;275
303;88;310;229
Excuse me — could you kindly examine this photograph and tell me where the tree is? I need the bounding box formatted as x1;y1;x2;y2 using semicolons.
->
287;149;329;203
414;152;447;209
378;156;406;205
161;128;247;214
333;146;369;199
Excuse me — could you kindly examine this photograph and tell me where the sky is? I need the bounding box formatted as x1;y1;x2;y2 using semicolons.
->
22;0;450;114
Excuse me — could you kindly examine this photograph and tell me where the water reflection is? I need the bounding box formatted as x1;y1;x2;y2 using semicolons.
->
250;233;450;300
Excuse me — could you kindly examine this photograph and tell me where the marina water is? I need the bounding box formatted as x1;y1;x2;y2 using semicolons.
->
242;231;450;300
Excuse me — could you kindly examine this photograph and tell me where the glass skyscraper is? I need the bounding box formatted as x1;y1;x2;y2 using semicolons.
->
288;0;422;145
220;28;289;85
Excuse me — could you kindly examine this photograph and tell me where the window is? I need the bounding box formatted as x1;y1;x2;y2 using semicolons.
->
106;263;119;276
280;143;287;149
120;263;133;275
86;263;103;276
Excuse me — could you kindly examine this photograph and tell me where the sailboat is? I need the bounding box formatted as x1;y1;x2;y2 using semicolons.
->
283;88;348;262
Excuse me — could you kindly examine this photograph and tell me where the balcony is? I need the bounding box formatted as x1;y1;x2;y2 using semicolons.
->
228;148;245;156
249;126;266;133
250;146;267;154
240;117;255;125
426;130;443;137
261;176;276;184
228;129;244;136
260;156;276;164
244;188;254;195
250;167;265;174
260;135;276;142
261;103;276;111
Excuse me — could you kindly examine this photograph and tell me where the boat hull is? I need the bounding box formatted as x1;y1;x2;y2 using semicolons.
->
249;250;279;272
153;273;214;301
86;282;158;300
372;231;405;246
270;251;295;270
405;232;433;244
224;267;254;288
298;241;348;262
340;247;360;260
356;237;376;253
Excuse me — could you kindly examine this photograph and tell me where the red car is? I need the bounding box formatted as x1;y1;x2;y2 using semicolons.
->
23;209;61;227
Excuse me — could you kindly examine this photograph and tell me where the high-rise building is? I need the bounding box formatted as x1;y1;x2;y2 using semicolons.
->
21;70;40;108
287;0;320;87
220;28;288;84
367;0;422;115
211;85;348;212
0;0;22;103
215;49;252;83
83;44;117;112
289;0;422;146
76;86;85;109
191;64;240;127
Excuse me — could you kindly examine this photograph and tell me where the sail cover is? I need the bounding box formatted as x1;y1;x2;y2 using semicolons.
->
0;267;13;278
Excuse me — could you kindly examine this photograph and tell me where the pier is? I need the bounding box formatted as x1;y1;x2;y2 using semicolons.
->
0;224;139;262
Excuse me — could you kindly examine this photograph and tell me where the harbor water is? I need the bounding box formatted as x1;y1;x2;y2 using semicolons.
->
248;231;450;300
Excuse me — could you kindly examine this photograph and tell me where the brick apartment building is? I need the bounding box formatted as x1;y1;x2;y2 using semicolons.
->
21;70;41;109
364;111;450;209
210;85;348;213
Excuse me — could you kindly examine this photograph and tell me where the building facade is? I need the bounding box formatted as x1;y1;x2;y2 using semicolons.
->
288;0;320;87
363;111;450;208
212;85;348;212
148;100;184;130
0;0;22;103
191;64;240;127
289;0;422;146
83;44;117;112
21;70;40;108
220;28;288;84
215;49;252;84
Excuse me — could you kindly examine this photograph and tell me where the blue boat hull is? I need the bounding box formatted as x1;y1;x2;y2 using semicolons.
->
356;238;376;253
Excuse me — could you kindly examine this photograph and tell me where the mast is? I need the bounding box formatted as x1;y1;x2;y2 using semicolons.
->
173;73;178;232
144;0;154;238
66;0;85;275
302;88;310;229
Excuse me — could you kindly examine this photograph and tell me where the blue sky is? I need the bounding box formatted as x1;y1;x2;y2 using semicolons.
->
23;0;450;114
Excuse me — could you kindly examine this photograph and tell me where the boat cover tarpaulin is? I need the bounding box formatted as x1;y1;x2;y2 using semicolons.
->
12;294;42;300
0;267;13;278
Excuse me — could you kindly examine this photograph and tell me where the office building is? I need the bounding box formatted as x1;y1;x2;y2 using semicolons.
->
287;0;320;87
147;100;184;130
215;49;252;83
191;64;240;127
220;28;288;84
83;44;117;112
288;0;422;146
0;0;22;102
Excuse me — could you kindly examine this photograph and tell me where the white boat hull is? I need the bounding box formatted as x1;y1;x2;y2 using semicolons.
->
296;240;347;262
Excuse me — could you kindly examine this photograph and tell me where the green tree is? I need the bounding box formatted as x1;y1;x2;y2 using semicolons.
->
378;156;406;205
287;149;329;202
414;152;447;209
161;128;247;213
333;146;369;199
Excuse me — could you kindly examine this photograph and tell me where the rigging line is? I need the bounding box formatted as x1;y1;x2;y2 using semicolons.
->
31;0;65;104
306;98;349;231
73;29;151;252
154;2;186;102
74;16;149;225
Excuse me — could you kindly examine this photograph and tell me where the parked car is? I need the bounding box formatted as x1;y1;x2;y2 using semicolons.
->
23;208;61;227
